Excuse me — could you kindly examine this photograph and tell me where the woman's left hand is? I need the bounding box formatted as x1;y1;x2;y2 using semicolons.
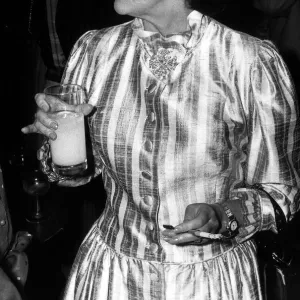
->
162;203;225;245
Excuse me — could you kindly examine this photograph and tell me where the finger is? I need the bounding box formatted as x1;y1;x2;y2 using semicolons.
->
38;93;74;112
183;203;200;221
161;229;177;238
35;93;51;111
34;120;57;140
193;218;220;235
37;93;93;116
176;203;217;233
174;218;206;234
75;104;94;116
164;231;214;245
36;110;58;130
163;232;200;245
21;110;58;139
21;124;39;134
21;123;56;140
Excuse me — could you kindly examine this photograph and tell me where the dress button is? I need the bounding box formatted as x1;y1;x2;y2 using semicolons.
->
147;83;157;94
148;223;154;231
149;112;156;123
149;243;158;253
144;140;153;152
0;220;6;226
144;195;153;205
141;171;152;181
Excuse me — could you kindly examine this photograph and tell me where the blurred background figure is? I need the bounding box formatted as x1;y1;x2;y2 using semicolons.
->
253;0;300;97
31;0;67;89
0;165;31;300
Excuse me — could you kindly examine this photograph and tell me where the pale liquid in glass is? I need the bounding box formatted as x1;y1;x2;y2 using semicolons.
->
50;111;87;175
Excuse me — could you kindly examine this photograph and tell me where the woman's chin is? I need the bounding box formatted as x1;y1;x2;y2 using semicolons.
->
114;2;128;15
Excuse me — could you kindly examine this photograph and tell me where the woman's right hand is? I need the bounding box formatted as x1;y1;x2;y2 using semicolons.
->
21;93;94;140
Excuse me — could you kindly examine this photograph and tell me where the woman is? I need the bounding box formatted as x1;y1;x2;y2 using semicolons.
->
22;0;300;299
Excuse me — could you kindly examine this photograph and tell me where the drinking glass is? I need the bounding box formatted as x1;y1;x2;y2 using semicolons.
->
22;169;50;223
44;84;88;177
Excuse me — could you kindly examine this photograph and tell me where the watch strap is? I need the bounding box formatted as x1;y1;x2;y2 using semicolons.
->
219;203;239;239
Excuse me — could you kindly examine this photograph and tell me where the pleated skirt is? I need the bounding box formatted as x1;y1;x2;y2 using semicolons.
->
63;226;262;300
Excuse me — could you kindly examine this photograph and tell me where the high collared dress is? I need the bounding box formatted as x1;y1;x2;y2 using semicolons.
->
62;10;300;300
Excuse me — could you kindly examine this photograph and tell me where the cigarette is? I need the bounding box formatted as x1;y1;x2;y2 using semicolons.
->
187;230;223;240
163;224;223;240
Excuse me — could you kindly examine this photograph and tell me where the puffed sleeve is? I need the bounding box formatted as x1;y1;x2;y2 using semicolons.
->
231;40;300;243
62;30;98;91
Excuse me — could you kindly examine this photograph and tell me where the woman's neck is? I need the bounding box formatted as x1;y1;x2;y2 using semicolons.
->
142;7;193;36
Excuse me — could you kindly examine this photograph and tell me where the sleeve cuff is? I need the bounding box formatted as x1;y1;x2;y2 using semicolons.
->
260;193;277;232
229;188;277;243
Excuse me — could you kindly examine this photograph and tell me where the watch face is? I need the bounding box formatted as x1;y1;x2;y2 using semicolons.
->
230;220;238;232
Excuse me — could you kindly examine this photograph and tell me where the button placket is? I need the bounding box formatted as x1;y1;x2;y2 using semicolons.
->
143;195;153;206
145;82;158;127
149;243;158;253
148;223;154;231
139;82;161;249
141;170;152;181
148;111;156;123
141;82;158;180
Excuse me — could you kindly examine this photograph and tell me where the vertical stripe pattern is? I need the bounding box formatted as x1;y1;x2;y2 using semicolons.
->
62;11;299;300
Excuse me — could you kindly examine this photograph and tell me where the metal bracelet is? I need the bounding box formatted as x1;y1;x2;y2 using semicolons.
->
39;138;67;183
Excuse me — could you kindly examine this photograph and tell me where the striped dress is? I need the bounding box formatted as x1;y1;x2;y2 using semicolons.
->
62;11;300;300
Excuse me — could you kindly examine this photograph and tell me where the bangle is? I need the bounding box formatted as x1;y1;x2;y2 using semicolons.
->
254;184;286;233
39;138;67;182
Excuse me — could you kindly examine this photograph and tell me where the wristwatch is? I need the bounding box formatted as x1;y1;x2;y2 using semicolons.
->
220;203;239;240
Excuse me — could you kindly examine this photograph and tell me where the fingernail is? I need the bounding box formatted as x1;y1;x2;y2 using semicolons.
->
50;122;58;130
49;132;56;140
41;104;49;111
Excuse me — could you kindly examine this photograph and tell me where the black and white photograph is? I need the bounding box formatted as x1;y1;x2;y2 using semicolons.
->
1;1;300;299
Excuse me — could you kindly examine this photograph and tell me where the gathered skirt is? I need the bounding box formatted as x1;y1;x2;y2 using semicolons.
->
63;225;262;300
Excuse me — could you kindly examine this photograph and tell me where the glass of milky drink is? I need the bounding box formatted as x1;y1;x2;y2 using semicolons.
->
44;84;87;177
